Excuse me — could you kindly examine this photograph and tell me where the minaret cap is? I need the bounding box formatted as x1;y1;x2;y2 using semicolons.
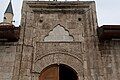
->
5;0;13;15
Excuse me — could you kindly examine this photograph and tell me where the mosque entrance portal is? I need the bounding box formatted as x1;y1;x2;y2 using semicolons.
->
39;64;78;80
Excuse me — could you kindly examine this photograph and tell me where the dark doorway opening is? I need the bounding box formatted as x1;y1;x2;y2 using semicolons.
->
59;64;78;80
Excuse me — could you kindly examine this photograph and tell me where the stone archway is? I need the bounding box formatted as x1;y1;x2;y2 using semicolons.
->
39;64;78;80
34;53;83;80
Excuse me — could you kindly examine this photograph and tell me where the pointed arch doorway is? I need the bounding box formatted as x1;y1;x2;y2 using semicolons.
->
39;64;78;80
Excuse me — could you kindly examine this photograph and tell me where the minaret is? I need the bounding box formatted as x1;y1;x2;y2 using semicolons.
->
3;0;14;23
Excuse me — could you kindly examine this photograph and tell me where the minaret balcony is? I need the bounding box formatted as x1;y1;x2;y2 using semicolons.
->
0;22;20;42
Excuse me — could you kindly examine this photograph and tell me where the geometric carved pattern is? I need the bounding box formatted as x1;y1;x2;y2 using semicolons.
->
33;42;83;80
34;53;83;80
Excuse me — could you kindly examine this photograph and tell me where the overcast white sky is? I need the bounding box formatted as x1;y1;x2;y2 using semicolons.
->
0;0;120;26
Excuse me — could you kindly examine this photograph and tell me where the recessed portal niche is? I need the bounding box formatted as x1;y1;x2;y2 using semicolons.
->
44;24;74;41
39;64;78;80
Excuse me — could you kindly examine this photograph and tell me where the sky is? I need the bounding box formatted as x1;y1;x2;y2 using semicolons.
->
0;0;120;26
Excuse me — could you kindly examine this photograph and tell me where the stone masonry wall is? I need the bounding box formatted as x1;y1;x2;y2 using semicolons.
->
98;40;120;80
0;43;21;80
0;1;120;80
19;1;99;80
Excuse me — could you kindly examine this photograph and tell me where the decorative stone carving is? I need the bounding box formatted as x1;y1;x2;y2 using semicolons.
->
44;24;74;41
